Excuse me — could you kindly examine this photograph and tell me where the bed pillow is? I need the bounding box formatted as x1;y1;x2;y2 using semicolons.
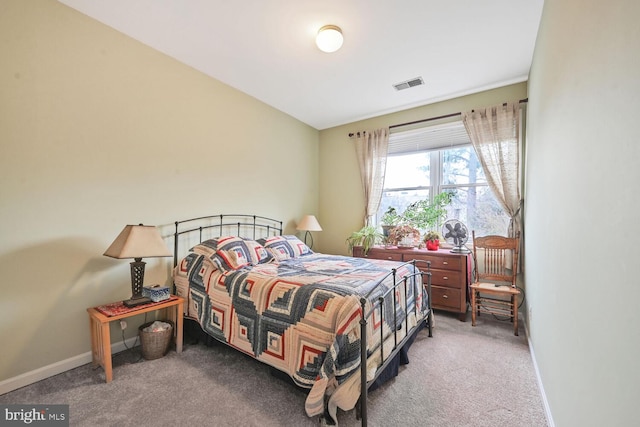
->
191;236;272;269
189;237;246;270
258;235;313;261
189;238;223;259
244;239;273;264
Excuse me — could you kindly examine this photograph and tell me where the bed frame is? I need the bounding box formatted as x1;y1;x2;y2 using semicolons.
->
173;214;284;268
172;214;432;426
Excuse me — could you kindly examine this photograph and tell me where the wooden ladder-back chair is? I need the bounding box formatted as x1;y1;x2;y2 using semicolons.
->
470;231;521;335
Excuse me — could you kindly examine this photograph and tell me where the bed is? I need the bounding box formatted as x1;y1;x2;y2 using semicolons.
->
171;214;432;426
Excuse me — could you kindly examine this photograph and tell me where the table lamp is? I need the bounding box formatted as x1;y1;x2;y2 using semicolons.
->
104;224;172;307
296;215;323;249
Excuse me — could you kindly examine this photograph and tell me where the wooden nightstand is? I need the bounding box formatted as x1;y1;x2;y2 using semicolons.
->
87;295;184;383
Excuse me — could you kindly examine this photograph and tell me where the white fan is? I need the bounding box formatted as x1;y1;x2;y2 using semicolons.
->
441;219;471;254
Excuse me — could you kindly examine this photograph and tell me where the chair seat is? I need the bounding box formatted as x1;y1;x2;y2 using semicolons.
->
470;282;520;295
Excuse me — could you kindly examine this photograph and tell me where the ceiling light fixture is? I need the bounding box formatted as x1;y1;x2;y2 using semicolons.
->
316;25;343;53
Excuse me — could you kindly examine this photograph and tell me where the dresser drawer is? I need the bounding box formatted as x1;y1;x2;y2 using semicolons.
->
431;286;462;310
409;254;462;271
364;249;403;261
374;252;403;261
429;269;463;287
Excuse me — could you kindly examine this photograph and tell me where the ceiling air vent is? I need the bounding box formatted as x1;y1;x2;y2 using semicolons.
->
393;76;424;91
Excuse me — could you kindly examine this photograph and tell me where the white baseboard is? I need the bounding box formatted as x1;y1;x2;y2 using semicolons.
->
524;321;555;427
0;337;139;396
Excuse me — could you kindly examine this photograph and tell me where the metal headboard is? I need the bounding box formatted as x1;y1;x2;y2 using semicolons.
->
173;214;283;267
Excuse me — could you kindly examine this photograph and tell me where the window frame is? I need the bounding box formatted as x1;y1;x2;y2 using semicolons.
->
379;123;509;237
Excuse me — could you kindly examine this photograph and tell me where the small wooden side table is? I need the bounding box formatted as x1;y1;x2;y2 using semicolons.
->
87;295;184;383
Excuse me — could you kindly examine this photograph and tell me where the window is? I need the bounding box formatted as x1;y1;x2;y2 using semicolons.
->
378;121;509;237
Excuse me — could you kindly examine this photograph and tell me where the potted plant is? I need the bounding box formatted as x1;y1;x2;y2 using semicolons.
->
346;225;383;256
423;230;441;251
380;207;401;237
400;191;453;232
388;224;421;248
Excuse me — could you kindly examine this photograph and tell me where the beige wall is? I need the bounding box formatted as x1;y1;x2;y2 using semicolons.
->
317;82;528;256
12;5;639;425
0;0;318;382
526;0;640;425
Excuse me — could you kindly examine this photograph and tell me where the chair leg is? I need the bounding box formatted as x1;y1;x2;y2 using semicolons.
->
513;295;518;336
471;289;476;326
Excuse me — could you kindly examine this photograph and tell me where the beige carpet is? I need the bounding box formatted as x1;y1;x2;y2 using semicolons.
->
0;311;547;426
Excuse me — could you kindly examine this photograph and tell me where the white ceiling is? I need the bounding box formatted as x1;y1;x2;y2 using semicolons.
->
58;0;544;130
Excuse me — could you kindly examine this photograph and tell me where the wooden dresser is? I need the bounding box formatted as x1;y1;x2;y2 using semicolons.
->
353;246;470;321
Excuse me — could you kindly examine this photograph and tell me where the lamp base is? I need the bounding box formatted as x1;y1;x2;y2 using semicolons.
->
304;231;314;249
123;296;152;308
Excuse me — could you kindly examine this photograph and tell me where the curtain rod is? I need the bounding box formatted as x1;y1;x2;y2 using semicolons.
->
348;98;528;137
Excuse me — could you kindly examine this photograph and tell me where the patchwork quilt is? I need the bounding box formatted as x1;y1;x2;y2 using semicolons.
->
173;235;428;421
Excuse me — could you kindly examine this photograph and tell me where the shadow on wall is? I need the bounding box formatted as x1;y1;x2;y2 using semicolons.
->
0;237;171;381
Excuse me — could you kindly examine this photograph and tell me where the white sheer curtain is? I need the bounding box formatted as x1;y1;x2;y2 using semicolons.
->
462;102;522;238
353;128;389;226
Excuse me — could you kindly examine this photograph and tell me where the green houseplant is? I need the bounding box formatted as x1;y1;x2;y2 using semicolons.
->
423;230;442;251
400;191;453;232
380;207;401;237
424;230;441;241
346;225;383;256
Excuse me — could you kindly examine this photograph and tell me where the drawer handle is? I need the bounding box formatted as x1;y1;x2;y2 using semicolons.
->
387;256;393;260
442;294;448;299
443;261;448;265
443;276;448;280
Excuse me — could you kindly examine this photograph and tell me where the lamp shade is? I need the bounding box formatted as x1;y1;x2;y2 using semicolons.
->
316;25;343;53
296;215;323;232
103;224;172;259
